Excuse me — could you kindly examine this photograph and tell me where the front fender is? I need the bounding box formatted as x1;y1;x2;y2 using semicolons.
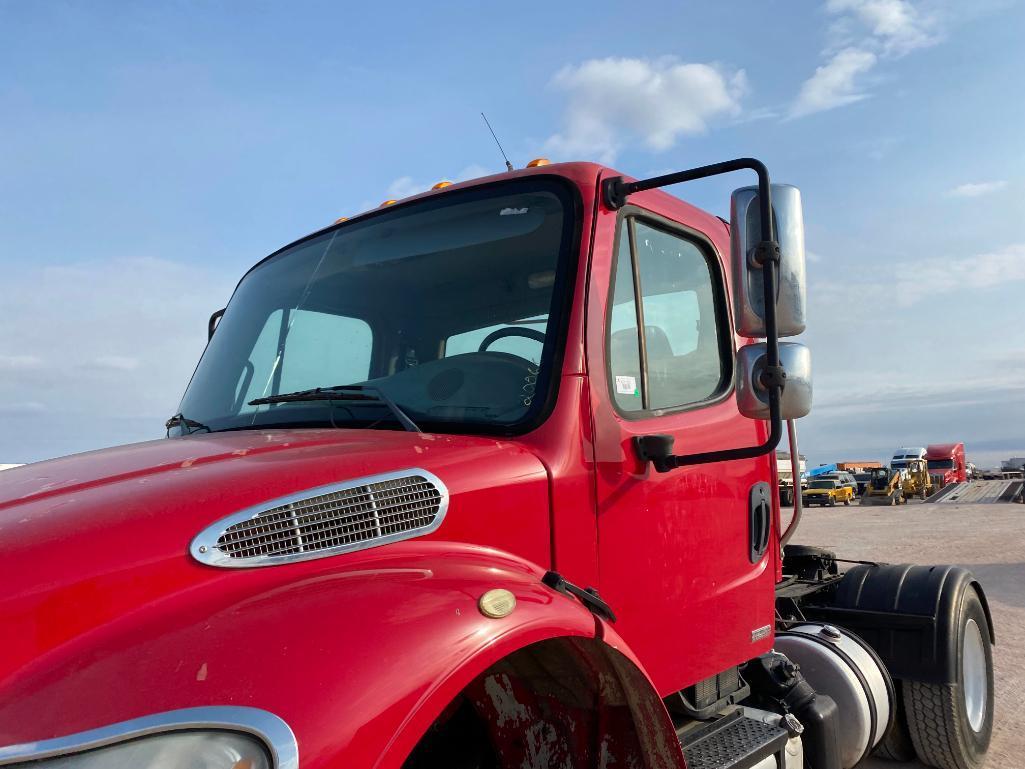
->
0;542;601;768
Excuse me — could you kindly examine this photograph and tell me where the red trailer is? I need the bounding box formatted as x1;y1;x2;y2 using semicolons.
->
0;160;994;769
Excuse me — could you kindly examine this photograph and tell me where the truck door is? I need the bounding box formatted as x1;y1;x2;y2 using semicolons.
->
586;200;777;696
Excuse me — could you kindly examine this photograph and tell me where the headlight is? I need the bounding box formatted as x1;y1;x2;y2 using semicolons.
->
0;708;296;769
20;732;269;769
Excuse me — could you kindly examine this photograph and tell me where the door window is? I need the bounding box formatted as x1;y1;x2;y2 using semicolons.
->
608;219;728;413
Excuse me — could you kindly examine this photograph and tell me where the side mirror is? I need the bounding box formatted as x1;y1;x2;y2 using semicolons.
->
730;184;806;337
208;308;225;341
736;342;812;420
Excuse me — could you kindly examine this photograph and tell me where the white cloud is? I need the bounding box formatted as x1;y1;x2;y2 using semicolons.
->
0;355;43;370
0;256;234;460
827;0;939;56
791;0;940;118
789;48;877;118
0;401;47;415
545;56;747;163
83;355;141;372
947;180;1008;198
893;242;1025;306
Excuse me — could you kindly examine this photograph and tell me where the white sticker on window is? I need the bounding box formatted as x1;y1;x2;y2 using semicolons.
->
615;375;638;396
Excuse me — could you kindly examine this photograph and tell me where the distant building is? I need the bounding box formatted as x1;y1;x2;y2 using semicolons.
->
836;461;883;472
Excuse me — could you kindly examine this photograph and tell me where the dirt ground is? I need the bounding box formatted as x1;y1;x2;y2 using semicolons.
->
794;498;1024;769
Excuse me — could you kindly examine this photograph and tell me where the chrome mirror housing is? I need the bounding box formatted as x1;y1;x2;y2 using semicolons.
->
730;184;807;337
737;342;812;420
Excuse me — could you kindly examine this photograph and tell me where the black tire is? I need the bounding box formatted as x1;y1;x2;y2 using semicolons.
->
903;587;994;769
829;497;836;507
875;680;917;762
844;498;850;506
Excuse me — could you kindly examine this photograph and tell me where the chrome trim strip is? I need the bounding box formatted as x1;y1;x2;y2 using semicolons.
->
190;467;449;569
0;706;298;769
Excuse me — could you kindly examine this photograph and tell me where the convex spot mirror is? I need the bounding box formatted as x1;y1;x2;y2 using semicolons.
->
736;342;812;420
731;184;806;337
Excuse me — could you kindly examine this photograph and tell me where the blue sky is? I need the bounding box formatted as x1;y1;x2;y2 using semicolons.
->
1;0;1023;466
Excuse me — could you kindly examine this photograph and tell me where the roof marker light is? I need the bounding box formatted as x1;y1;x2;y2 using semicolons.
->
526;158;550;168
380;200;397;207
432;181;453;189
334;217;348;224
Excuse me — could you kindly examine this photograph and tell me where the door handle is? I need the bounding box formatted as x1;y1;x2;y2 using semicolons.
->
749;482;772;563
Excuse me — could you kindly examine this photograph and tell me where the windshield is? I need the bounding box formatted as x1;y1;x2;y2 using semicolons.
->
928;458;955;470
175;178;577;435
809;480;835;490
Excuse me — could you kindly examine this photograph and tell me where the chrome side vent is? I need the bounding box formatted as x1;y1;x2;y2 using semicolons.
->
191;469;448;568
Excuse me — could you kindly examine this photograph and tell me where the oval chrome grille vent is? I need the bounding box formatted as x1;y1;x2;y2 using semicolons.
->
191;469;448;568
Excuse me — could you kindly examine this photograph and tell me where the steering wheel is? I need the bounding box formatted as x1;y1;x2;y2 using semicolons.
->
477;326;546;352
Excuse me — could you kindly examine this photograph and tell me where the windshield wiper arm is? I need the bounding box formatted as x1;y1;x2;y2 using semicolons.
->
165;413;212;435
248;385;421;433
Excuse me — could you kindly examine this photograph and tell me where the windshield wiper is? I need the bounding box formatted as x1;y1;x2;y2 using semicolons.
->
248;385;421;433
165;413;212;435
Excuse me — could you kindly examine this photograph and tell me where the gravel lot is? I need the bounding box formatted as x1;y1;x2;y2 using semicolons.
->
794;498;1024;769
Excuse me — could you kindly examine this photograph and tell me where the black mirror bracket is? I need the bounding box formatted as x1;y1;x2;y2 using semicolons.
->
615;158;787;471
751;240;781;267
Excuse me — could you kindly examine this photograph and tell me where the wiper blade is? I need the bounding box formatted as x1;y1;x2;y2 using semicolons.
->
165;413;212;435
248;385;420;433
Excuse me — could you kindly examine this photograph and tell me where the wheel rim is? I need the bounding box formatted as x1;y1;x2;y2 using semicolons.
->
963;618;988;732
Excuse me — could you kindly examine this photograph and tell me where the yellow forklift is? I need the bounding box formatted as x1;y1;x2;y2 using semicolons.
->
860;466;906;506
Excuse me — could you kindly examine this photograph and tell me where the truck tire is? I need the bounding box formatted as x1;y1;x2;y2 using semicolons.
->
829;497;836;507
875;681;916;762
903;586;993;769
843;498;850;506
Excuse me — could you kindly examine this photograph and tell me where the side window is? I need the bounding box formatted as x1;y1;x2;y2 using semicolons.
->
609;229;643;411
239;309;372;410
607;219;728;414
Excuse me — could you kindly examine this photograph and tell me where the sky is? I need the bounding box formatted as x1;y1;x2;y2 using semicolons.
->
1;0;1023;468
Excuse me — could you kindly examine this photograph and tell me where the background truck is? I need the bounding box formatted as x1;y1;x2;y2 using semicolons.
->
890;446;927;471
776;449;806;506
0;159;995;769
926;442;967;490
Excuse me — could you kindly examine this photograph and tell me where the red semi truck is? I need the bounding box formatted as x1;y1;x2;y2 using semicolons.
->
926;442;967;491
0;160;994;769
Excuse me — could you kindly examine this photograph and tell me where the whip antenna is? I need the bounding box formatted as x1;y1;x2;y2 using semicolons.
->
481;112;514;172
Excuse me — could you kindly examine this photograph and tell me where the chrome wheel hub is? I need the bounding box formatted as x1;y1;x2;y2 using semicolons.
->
963;618;987;732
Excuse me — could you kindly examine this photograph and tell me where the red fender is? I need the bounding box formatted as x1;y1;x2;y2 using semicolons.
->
0;543;602;768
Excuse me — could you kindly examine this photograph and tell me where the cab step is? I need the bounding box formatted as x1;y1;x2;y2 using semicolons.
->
679;710;788;769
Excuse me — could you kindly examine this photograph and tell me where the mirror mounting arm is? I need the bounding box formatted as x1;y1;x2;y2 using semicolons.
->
606;158;786;470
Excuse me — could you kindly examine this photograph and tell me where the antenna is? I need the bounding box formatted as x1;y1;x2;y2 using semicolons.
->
481;112;514;172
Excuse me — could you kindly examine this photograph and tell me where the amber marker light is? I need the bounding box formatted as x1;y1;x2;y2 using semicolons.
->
333;217;348;224
432;181;453;189
478;588;517;618
526;158;550;167
380;200;397;207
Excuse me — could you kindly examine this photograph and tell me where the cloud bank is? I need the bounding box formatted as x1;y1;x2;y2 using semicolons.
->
545;56;746;163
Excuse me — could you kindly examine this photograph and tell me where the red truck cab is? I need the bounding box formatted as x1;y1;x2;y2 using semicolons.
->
0;160;994;769
926;442;967;489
